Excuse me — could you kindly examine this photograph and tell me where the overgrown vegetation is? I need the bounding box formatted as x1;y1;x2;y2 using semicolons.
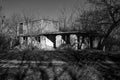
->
0;0;120;80
74;0;120;50
0;33;11;52
0;49;120;80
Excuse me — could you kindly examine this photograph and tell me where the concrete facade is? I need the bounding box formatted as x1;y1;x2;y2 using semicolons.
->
17;19;59;50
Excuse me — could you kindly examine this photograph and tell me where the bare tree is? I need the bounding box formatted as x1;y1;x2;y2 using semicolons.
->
0;6;5;33
7;13;23;38
22;13;35;35
0;6;11;50
58;8;68;31
58;2;82;32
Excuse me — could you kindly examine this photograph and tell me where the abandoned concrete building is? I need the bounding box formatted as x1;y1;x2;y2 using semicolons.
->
17;19;103;50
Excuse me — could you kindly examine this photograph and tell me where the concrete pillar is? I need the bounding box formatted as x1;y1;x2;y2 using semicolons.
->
97;36;103;49
89;37;93;48
53;36;56;48
45;35;56;49
61;35;65;43
19;36;24;48
92;37;99;48
61;34;70;44
38;36;41;42
81;36;85;49
35;36;41;42
76;35;80;49
24;36;28;46
8;38;12;49
66;34;70;44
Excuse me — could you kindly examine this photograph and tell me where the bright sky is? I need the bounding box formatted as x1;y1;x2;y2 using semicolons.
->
1;0;87;19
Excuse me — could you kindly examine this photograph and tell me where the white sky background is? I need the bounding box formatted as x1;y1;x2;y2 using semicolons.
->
0;0;91;19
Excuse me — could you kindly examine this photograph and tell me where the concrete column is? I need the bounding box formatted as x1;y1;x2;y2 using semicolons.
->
8;38;13;49
19;36;24;48
93;37;99;48
66;34;70;44
35;36;41;42
38;36;41;42
61;34;70;44
80;36;85;49
53;36;56;49
76;35;80;49
24;36;28;46
45;35;56;49
89;37;93;48
61;35;65;43
97;36;103;49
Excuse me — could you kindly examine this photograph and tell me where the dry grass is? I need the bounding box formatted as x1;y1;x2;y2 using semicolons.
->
0;49;120;80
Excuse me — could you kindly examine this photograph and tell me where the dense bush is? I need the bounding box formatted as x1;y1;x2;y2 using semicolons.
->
0;33;11;51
